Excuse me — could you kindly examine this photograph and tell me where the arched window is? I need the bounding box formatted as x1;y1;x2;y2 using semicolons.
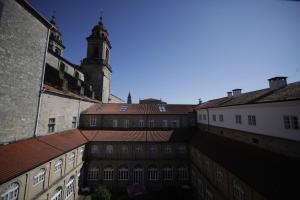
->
133;165;143;183
51;187;62;200
233;180;245;200
88;167;99;181
0;182;19;200
148;165;158;181
33;168;46;185
105;48;109;62
118;166;129;181
66;177;74;199
162;166;173;180
103;167;114;181
105;145;113;154
54;159;63;174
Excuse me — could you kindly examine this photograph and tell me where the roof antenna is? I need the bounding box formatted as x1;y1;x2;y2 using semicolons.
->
99;8;104;23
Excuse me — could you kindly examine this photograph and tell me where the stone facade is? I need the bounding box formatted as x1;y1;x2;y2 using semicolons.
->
0;145;85;200
198;123;300;158
0;0;49;144
189;146;266;200
36;92;94;136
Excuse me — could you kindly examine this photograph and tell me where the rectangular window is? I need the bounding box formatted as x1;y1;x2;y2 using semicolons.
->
90;116;96;127
248;115;256;126
212;114;216;122
139;120;145;127
113;120;118;128
48;118;55;133
172;120;179;128
66;179;74;198
88;168;99;180
291;116;299;129
283;116;290;129
104;168;114;180
203;114;206;121
163;120;168;128
148;120;155;128
72;116;77;128
235;115;242;124
124;120;129;128
284;116;299;130
33;169;45;186
219;114;224;122
199;114;202;121
148;168;158;181
54;160;62;174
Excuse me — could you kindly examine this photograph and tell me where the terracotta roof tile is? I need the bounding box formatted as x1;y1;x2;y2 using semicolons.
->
82;104;195;115
0;138;62;184
37;129;88;152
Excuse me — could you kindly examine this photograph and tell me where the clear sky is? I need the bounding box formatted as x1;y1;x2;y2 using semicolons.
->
28;0;300;104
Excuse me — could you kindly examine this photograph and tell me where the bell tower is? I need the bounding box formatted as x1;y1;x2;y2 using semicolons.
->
81;17;112;103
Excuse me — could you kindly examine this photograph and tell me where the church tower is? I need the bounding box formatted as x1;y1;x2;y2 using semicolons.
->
48;16;65;56
127;92;132;104
81;17;112;103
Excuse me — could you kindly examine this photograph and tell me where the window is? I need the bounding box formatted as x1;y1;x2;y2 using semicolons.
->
133;167;144;183
235;115;242;124
121;145;128;154
148;166;158;181
135;145;143;153
172;120;179;128
163;120;168;128
105;145;113;154
219;114;224;122
124;120;129;128
66;178;74;198
119;104;128;112
150;145;158;154
90;116;96;127
233;180;245;200
163;167;173;180
54;160;63;174
69;152;75;163
178;167;188;180
51;188;62;200
113;120;118;128
1;182;19;200
88;168;99;180
197;178;204;197
103;167;114;180
158;105;166;112
216;169;224;186
118;166;129;181
199;114;202;121
148;120;155;128
178;145;186;154
80;147;85;156
74;71;79;79
164;145;172;154
48;118;55;133
139;120;145;127
91;145;98;154
203;114;206;121
33;169;46;186
248;115;256;126
212;114;216;122
284;115;299;130
72;117;77;128
105;48;110;61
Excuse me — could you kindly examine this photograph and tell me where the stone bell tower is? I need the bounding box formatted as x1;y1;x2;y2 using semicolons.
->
81;17;112;103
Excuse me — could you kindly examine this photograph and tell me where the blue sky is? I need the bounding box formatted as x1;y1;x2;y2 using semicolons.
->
28;0;300;104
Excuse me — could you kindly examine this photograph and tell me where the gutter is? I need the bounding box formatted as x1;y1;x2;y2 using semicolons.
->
33;25;53;137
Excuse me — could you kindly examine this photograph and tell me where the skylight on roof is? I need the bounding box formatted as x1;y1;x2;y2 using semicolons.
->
119;104;128;112
159;105;166;112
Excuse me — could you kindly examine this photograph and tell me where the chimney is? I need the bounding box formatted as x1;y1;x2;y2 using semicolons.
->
232;89;242;97
268;77;287;90
198;98;202;105
227;92;233;97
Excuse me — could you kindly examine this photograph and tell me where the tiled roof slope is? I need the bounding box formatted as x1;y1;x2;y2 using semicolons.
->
0;129;88;184
43;84;100;103
190;132;300;199
0;138;61;184
37;129;88;151
81;103;196;115
81;129;193;142
196;81;300;109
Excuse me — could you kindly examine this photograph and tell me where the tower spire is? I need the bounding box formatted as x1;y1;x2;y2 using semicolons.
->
127;92;132;104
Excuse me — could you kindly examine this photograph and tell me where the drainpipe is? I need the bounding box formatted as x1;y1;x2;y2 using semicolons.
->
33;25;53;137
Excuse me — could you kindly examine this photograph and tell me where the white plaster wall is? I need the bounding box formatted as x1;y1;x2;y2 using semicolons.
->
197;101;300;141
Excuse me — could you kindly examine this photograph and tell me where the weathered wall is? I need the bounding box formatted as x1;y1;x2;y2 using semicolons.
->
37;93;94;136
0;0;48;143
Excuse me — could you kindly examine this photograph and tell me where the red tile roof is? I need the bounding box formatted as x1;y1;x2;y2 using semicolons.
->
81;129;193;142
37;129;88;151
0;138;62;184
81;103;196;115
43;84;100;103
